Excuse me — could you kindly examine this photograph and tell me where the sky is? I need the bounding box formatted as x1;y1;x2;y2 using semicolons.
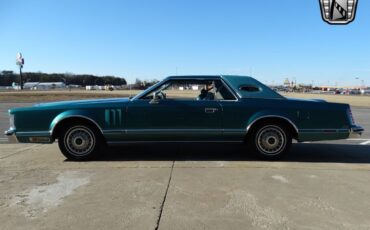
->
1;0;369;86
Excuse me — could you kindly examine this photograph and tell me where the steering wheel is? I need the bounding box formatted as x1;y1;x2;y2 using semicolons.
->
159;91;166;99
155;91;166;100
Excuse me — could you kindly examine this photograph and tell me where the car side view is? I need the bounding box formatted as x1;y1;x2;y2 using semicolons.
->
5;75;364;160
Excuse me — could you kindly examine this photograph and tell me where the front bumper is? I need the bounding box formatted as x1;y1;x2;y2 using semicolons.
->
349;125;364;138
4;129;18;143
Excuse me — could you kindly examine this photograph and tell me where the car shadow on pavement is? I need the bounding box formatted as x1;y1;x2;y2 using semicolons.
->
92;143;370;164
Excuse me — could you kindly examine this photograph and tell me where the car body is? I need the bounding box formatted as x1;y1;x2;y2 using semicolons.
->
5;75;364;160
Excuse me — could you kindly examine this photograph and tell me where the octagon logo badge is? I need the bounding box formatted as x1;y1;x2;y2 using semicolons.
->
319;0;358;24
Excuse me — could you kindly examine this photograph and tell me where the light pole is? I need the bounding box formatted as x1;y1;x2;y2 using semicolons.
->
355;77;362;89
16;53;24;90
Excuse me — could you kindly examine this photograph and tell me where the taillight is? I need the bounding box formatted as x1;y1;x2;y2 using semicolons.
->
347;108;355;125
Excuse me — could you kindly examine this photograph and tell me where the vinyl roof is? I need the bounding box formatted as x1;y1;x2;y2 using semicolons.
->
167;75;222;79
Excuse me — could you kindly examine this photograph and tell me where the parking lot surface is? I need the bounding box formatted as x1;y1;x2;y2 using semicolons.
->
1;103;370;230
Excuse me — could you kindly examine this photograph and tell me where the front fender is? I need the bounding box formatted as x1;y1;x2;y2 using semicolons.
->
49;110;103;136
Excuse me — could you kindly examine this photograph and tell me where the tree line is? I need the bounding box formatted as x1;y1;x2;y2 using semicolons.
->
0;71;127;86
128;78;159;89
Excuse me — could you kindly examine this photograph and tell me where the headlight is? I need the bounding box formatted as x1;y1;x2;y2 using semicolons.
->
9;114;15;129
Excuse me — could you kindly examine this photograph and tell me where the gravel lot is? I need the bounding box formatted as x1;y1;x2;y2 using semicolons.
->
1;100;370;230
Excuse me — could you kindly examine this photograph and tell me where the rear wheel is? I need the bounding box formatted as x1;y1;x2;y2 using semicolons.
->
248;122;292;160
58;122;102;161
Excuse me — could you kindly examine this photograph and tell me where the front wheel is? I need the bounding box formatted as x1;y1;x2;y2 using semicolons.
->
58;122;102;161
248;123;292;160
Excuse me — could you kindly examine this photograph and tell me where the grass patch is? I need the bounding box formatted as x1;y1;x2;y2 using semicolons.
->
0;90;369;108
0;90;142;103
281;93;370;108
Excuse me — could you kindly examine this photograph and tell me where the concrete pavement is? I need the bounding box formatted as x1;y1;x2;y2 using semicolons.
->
1;141;370;230
1;103;370;230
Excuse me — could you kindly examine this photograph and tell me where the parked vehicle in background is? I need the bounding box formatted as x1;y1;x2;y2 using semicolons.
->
360;88;370;95
5;75;364;160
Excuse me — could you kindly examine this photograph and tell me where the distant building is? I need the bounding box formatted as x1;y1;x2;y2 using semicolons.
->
283;78;290;87
18;82;66;90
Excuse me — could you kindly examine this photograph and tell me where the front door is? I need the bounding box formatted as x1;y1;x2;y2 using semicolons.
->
124;79;223;141
125;99;222;141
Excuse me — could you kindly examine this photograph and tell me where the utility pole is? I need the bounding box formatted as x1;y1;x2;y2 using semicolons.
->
16;53;24;90
355;77;362;89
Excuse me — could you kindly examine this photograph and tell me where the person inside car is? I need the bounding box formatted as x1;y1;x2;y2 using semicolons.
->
197;82;215;100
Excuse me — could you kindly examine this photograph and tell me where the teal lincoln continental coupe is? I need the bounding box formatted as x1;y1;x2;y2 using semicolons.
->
5;75;364;160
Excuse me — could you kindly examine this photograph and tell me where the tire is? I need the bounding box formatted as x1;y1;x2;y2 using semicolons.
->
58;122;102;161
247;122;292;160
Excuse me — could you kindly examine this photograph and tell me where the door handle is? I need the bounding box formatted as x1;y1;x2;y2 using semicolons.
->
205;108;218;113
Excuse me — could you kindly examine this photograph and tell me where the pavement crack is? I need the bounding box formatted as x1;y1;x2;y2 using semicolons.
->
154;160;175;230
0;144;40;160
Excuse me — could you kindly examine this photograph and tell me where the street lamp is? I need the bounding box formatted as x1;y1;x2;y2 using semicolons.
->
16;53;24;90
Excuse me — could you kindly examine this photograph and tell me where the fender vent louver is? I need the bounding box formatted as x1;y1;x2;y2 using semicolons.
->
105;109;122;127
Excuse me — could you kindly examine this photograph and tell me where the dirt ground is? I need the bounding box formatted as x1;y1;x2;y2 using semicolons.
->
281;93;370;108
0;90;369;108
0;90;141;102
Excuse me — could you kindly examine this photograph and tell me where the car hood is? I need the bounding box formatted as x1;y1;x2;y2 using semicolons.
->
34;98;129;107
9;97;130;114
33;97;130;108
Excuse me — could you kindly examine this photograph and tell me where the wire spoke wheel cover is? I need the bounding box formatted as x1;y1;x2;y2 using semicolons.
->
64;126;96;156
255;125;286;156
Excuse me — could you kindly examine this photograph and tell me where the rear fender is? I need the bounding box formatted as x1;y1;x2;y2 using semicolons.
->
246;110;299;134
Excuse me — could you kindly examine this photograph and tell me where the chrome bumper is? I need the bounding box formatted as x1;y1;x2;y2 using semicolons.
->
4;129;18;143
349;125;364;138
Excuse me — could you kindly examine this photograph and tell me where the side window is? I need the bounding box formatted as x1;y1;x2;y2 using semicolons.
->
163;80;224;100
161;81;201;100
140;79;236;101
140;80;213;100
214;80;237;100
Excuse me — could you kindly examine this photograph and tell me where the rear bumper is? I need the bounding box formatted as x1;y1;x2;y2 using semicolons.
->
349;125;364;138
4;129;19;143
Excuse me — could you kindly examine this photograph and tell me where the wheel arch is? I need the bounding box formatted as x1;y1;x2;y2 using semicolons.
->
50;112;104;140
246;115;298;139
